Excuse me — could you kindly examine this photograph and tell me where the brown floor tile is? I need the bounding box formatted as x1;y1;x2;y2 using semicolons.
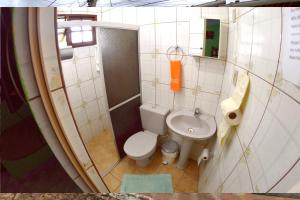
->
156;162;185;187
106;149;199;193
113;185;121;193
134;150;163;174
183;159;199;182
103;173;120;192
110;157;137;180
174;173;198;192
87;130;119;173
111;150;200;192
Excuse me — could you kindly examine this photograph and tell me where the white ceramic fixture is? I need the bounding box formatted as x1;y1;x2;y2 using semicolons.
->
166;109;216;169
124;104;169;167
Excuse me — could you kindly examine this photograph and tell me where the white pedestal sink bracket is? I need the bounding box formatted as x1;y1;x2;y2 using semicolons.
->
166;110;216;169
176;137;194;169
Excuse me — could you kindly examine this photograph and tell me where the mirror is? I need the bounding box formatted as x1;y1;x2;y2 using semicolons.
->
204;19;220;58
189;18;226;60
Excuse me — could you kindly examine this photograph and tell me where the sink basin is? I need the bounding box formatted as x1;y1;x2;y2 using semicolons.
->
166;110;216;169
166;110;216;140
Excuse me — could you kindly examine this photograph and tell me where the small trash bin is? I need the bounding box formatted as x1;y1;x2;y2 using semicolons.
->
161;140;179;165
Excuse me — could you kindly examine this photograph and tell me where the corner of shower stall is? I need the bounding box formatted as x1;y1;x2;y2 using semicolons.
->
57;17;142;179
57;24;121;178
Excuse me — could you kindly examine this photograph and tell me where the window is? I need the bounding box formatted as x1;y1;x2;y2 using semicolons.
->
58;14;97;48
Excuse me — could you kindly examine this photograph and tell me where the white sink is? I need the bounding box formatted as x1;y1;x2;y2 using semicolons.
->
166;109;216;169
166;110;216;140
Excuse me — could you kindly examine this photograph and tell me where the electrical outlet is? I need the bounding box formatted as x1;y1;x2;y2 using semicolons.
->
232;70;238;86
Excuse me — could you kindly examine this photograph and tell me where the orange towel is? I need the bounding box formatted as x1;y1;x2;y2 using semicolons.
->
170;60;182;92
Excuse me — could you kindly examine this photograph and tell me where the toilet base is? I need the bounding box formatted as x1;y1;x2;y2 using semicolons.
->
136;157;151;167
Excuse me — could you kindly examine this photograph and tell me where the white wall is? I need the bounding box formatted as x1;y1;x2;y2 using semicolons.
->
100;7;229;160
38;8;108;192
61;46;110;144
199;7;300;193
57;8;111;144
58;7;229;159
41;7;300;193
57;7;300;193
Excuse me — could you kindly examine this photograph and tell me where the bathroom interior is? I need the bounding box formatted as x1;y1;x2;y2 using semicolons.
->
2;6;300;193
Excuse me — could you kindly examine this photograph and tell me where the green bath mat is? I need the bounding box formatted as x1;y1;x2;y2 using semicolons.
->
120;174;173;193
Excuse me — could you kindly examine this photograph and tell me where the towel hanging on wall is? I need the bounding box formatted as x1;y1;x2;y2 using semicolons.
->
166;46;184;92
170;60;182;92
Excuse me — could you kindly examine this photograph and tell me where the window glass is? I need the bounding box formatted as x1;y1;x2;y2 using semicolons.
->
71;32;82;43
57;14;97;48
71;26;81;31
82;31;93;42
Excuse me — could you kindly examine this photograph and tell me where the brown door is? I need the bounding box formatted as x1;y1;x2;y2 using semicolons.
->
99;28;142;158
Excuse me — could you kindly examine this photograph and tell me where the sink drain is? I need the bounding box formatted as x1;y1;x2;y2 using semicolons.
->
188;128;194;133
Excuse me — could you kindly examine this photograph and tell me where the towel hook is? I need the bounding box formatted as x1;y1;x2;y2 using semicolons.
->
166;45;184;62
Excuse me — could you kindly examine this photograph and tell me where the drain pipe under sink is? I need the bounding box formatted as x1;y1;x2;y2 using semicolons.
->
197;148;209;166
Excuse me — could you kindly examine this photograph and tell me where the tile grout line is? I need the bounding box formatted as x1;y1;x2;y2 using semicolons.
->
56;30;108;190
272;7;283;87
227;59;300;105
212;9;265;192
73;53;95;141
154;8;157;106
237;133;255;192
87;46;108;138
217;150;246;192
267;157;300;192
220;8;299;193
224;11;262;190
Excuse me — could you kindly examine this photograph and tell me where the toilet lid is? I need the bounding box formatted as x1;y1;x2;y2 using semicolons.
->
124;131;157;158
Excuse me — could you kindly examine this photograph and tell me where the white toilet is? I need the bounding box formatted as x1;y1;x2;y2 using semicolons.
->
123;104;169;167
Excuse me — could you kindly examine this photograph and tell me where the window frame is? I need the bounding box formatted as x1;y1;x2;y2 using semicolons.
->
58;14;97;48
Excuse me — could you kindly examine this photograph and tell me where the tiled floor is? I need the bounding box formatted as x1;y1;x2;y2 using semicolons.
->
87;130;119;174
103;150;199;193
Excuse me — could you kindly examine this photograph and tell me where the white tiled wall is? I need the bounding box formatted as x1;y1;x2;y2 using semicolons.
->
57;8;112;156
41;7;300;193
100;7;228;161
38;8;108;192
199;7;300;193
140;8;227;116
61;46;110;144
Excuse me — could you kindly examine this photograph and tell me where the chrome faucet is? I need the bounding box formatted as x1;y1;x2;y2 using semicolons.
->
194;107;201;118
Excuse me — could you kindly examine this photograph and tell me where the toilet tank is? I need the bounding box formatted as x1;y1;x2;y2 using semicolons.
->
140;104;169;135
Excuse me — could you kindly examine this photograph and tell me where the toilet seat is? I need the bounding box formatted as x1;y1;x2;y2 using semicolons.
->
124;131;157;160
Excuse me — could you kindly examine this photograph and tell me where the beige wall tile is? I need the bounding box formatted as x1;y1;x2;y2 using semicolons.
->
201;7;300;193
